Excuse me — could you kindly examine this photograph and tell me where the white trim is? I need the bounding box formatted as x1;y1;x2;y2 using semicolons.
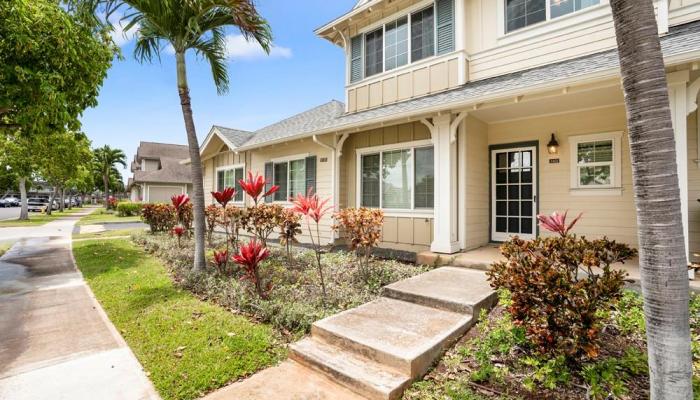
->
355;139;434;214
497;0;610;41
656;0;669;34
568;131;622;191
490;145;538;242
356;0;434;36
270;153;310;163
569;187;622;196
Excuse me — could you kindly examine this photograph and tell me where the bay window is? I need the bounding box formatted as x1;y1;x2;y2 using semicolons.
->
216;166;244;202
505;0;600;34
359;144;434;211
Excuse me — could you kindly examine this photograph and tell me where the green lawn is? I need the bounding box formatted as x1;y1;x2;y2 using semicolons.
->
72;239;284;400
72;228;146;240
76;208;142;225
0;208;84;227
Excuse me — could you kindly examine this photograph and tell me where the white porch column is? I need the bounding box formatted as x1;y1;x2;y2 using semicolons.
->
423;114;460;254
667;71;692;278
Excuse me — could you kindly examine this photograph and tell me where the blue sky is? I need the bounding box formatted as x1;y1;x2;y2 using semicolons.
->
80;1;357;182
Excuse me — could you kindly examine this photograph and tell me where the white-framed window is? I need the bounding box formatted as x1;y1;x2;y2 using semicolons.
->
569;132;622;190
216;165;245;203
350;1;450;83
272;157;307;202
357;141;434;212
505;0;600;33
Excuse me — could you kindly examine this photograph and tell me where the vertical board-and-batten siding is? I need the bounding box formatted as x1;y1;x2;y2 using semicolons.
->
340;121;434;252
464;117;490;249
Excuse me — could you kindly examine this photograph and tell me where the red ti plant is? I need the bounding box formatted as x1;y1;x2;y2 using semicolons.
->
239;171;279;204
232;240;271;298
291;188;333;303
212;187;236;208
171;225;186;248
171;194;190;228
211;187;237;253
537;210;583;237
211;249;229;276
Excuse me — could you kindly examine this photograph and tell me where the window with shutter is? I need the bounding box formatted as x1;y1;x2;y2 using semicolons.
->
350;36;363;83
305;156;317;194
436;0;455;55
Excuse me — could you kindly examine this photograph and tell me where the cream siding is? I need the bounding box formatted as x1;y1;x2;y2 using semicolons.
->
340;122;435;252
464;116;490;249
487;105;638;247
687;110;700;259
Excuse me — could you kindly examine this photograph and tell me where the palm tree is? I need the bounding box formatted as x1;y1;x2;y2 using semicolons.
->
78;0;272;271
609;0;693;397
93;145;126;207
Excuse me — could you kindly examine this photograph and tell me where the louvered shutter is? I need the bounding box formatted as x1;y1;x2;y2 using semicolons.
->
264;162;273;203
436;0;455;55
350;35;363;83
305;156;317;195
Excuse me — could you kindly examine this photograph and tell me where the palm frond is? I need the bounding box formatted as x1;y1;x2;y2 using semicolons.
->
192;28;229;94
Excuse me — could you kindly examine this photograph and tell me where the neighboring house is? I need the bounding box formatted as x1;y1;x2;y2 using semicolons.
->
196;0;700;263
129;142;192;203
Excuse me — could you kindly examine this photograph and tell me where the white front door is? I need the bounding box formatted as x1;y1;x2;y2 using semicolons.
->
491;146;538;241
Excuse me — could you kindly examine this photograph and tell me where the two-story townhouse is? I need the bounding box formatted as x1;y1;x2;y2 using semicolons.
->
128;141;192;203
196;0;700;273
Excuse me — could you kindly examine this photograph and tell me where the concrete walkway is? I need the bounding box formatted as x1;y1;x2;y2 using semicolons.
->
205;267;496;400
0;210;159;400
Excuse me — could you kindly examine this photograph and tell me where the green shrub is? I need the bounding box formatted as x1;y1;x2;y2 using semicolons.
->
582;348;648;399
488;233;635;359
116;201;142;217
140;203;176;232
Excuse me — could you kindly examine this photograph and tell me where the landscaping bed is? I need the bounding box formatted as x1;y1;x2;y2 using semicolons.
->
404;288;700;400
132;232;430;336
72;238;285;400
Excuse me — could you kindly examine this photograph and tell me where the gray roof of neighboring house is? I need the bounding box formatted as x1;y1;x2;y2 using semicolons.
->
213;20;700;152
131;142;192;185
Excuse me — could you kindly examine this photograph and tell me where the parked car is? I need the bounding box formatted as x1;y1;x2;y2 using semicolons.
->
0;197;19;207
27;198;47;213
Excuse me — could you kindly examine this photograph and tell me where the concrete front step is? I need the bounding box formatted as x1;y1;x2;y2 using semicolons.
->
311;296;474;378
382;267;498;315
289;337;411;400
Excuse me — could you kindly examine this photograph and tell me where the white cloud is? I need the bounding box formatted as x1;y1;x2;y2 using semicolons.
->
224;34;292;61
111;22;135;46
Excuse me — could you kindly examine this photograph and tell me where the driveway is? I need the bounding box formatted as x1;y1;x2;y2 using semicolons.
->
0;207;20;222
0;210;159;399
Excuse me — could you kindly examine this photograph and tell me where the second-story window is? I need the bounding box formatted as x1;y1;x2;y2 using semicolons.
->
365;28;384;78
411;7;435;63
385;17;409;71
506;0;601;34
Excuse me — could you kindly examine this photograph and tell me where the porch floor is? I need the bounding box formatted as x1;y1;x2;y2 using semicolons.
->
417;245;700;292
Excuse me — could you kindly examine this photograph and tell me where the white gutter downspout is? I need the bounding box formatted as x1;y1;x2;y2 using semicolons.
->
313;134;350;245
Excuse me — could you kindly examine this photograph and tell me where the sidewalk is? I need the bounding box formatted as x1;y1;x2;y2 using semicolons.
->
0;210;159;400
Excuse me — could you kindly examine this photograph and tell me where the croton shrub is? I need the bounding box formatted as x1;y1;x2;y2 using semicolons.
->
333;207;384;280
487;211;636;359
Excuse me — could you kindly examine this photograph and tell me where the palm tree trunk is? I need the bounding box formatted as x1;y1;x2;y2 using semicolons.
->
103;173;109;209
176;51;206;271
18;177;28;221
610;1;693;397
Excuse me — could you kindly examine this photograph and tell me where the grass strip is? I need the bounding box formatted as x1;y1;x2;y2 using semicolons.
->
72;238;284;400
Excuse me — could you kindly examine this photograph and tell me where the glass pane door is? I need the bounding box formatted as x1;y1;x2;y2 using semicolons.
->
491;146;537;241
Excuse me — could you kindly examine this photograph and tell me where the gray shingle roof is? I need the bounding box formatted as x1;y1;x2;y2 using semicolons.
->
131;142;192;185
214;126;254;147
219;20;700;152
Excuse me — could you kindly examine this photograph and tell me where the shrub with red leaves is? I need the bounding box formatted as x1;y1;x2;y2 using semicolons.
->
333;208;384;280
171;194;190;229
205;204;220;243
171;225;186;248
212;187;236;208
487;211;636;359
291;188;333;303
141;203;176;233
211;249;230;276
232;240;271;298
239;171;279;204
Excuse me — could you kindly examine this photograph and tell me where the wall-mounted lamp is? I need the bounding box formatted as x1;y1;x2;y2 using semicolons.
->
547;133;559;155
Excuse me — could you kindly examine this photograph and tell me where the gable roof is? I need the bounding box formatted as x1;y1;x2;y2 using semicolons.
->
131;141;192;185
213;126;254;147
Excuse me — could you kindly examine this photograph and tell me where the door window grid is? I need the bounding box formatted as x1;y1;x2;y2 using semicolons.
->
494;150;534;236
